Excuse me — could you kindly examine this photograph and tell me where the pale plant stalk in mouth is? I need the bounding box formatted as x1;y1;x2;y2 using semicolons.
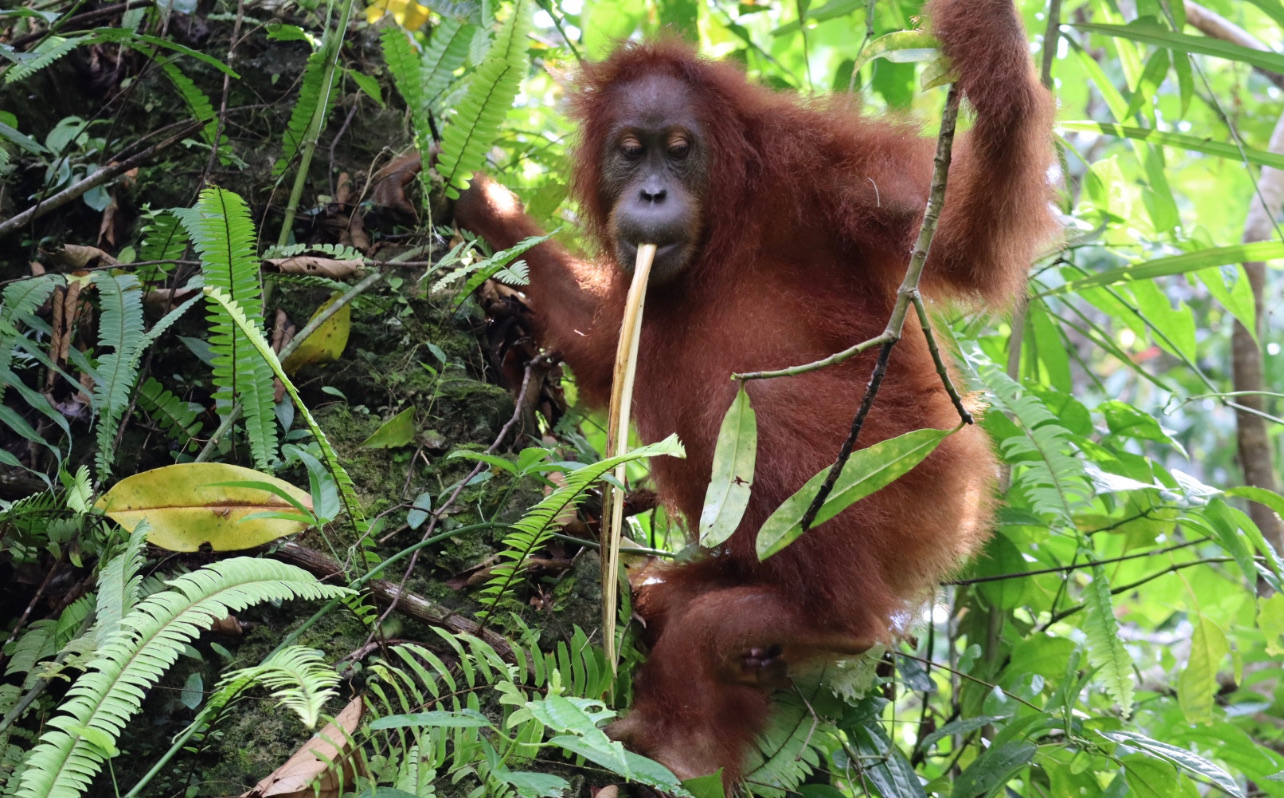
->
602;243;656;675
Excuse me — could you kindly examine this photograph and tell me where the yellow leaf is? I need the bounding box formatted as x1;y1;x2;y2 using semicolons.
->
96;463;313;552
281;295;350;375
365;0;430;29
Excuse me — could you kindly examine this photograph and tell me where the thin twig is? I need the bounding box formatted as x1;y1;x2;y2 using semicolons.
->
913;295;972;424
793;86;966;531
1042;556;1238;627
895;651;1040;710
943;537;1205;586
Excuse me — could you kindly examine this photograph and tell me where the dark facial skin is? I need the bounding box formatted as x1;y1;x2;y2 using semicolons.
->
598;74;709;286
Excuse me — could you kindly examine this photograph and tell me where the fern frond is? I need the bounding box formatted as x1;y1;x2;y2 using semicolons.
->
0;275;60;379
968;348;1091;525
137;211;189;265
174;188;277;470
477;435;684;622
16;557;351;798
203;287;366;532
262;242;364;261
433;231;552;305
422;18;476;108
158;60;219;146
0;489;60;530
381;26;424;118
90;273;145;482
94;522;149;646
4;622;57;679
136;378;203;453
437;0;531;199
275;48;328;176
1082;562;1134;717
218;646;339;728
4;35;84;84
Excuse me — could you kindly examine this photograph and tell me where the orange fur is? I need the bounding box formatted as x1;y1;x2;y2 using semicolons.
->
453;0;1057;786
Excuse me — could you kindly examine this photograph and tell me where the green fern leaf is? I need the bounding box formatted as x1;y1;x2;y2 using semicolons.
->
136;378;203;453
1082;562;1135;717
381;27;425;117
477;435;684;622
0;275;60;379
16;558;351;798
218;647;339;728
262;242;365;261
4;35;84;84
275;48;329;176
94;523;150;646
174;188;278;470
437;0;531;199
137;211;189;265
967;347;1091;525
90;273;145;482
203;287;367;532
422;18;476;108
158;60;219;146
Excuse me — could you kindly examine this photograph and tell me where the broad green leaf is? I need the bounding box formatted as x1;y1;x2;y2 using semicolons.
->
1195;265;1256;341
699;386;757;547
97;463;313;552
951;740;1035;798
1100;730;1244;798
1257;594;1284;657
974;533;1028;611
1123;754;1179;798
582;0;644;58
757;426;953;560
1037;242;1284;298
280;295;350;374
361;407;417;449
1058;121;1284;171
1177;615;1228;725
682;772;725;798
1227;486;1284;519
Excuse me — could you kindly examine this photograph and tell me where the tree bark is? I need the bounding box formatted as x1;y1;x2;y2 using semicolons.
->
1184;0;1284;555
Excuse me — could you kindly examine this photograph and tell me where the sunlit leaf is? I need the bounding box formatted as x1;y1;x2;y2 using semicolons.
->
97;463;313;552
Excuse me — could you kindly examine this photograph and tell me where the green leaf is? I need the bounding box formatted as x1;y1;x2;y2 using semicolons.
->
974;533;1029;611
756;426;953;560
361;407;417;449
478;435;684;620
950;740;1035;798
1075;21;1284;75
699;386;757;547
1123;754;1180;798
275;47;329;175
1100;730;1244;798
1058;121;1284;170
1036;242;1284;298
1177;615;1228;725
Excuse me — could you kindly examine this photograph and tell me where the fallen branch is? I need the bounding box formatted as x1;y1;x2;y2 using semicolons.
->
274;540;519;662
